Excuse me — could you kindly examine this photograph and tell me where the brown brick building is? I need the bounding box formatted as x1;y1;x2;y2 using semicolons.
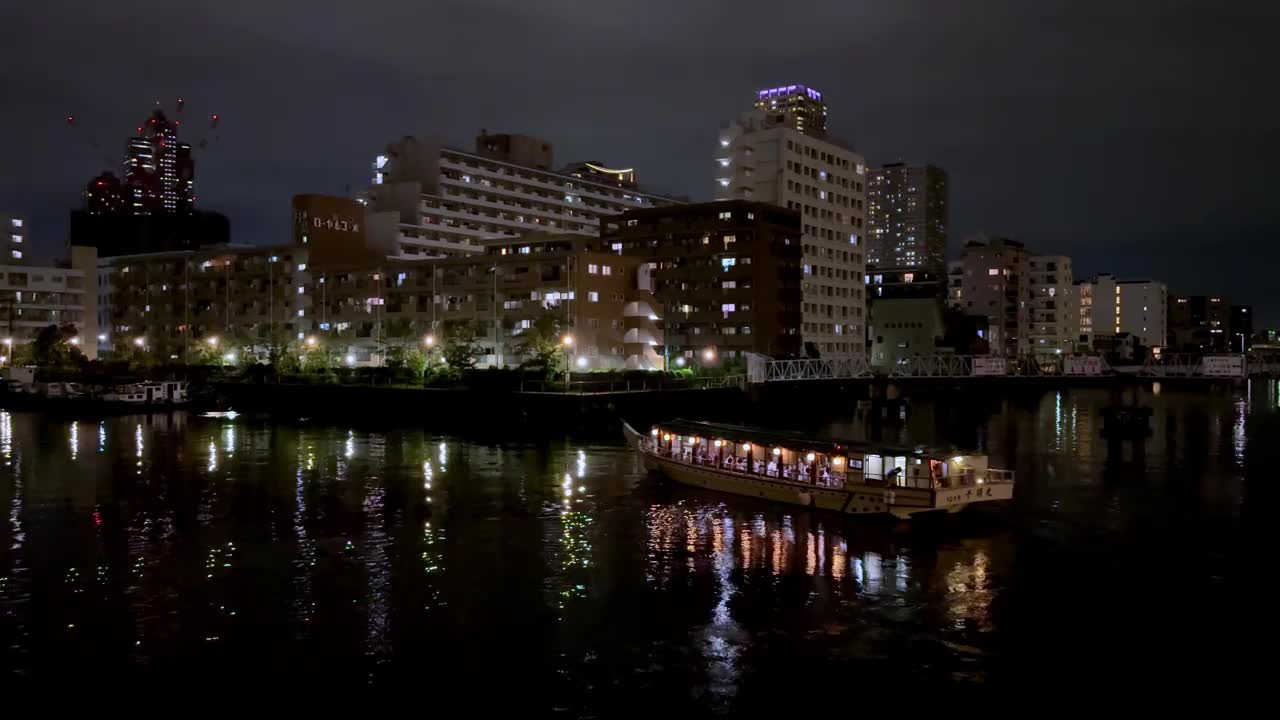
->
601;200;803;364
100;232;662;370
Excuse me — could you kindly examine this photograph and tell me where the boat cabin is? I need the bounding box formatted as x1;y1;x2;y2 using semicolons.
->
646;420;1005;491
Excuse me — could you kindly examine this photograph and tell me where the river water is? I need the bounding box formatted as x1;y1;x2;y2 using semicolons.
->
0;383;1270;702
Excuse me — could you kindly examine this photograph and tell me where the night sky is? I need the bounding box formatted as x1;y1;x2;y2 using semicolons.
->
3;1;1277;320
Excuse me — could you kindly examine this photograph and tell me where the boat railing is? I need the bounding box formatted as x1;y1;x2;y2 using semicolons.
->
651;444;849;488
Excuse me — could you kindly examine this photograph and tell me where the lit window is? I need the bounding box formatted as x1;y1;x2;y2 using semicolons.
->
10;219;21;228
10;250;20;259
588;264;599;274
721;303;736;315
601;265;612;276
988;268;999;276
297;263;306;271
723;235;736;246
297;286;304;295
718;211;732;220
588;291;599;302
722;281;736;289
721;258;737;269
10;235;21;244
297;310;305;317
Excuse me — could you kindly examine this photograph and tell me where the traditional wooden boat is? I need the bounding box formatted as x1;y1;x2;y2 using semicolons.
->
624;419;1014;519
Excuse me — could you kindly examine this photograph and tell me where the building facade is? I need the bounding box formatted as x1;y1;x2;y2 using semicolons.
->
98;236;661;370
1079;274;1167;351
867;268;947;368
1167;294;1230;352
601;200;804;364
84;173;127;215
366;133;680;260
949;236;1030;357
867;162;948;274
753;84;828;135
1028;255;1075;357
0;246;98;360
1;213;26;263
123;110;195;215
715;86;868;357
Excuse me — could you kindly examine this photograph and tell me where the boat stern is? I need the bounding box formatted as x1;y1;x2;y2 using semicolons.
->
933;468;1015;511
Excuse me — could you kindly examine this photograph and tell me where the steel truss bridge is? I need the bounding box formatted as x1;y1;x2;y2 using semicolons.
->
746;353;1280;384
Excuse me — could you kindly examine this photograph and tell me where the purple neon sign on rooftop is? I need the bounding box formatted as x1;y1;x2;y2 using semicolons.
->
756;84;823;100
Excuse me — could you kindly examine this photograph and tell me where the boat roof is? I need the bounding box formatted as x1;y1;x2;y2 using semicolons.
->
654;419;968;459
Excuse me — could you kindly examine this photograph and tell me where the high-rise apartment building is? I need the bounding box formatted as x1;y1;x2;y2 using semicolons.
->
367;133;680;260
867;163;948;273
1028;255;1075;357
601;200;804;363
123;110;195;215
754;85;828;136
949;236;1030;357
715;86;868;357
1078;274;1167;350
1;213;26;263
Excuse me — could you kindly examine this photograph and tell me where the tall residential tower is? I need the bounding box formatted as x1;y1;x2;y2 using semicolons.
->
716;85;868;357
867;162;947;273
123;110;195;215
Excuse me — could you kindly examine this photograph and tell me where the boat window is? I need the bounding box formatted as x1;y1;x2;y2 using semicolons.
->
864;454;883;481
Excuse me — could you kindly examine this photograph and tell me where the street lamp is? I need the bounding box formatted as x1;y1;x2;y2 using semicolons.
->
69;337;80;346
675;356;686;367
306;336;318;347
703;347;716;363
206;336;219;347
133;337;145;348
423;334;435;347
562;335;574;390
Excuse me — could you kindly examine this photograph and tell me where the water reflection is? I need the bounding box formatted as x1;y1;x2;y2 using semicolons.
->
0;384;1261;698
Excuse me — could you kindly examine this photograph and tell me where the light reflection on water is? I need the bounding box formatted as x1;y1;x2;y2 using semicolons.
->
0;383;1267;700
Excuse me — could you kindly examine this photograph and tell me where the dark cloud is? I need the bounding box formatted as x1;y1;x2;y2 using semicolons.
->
3;0;1277;317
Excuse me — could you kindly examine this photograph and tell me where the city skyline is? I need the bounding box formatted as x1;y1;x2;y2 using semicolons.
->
2;1;1276;321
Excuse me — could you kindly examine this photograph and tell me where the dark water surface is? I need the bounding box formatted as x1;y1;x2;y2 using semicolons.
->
1;383;1271;703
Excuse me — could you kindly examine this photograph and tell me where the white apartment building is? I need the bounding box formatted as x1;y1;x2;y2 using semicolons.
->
715;86;868;357
1;213;27;263
1028;255;1075;357
0;246;99;361
366;133;680;260
1078;274;1167;349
